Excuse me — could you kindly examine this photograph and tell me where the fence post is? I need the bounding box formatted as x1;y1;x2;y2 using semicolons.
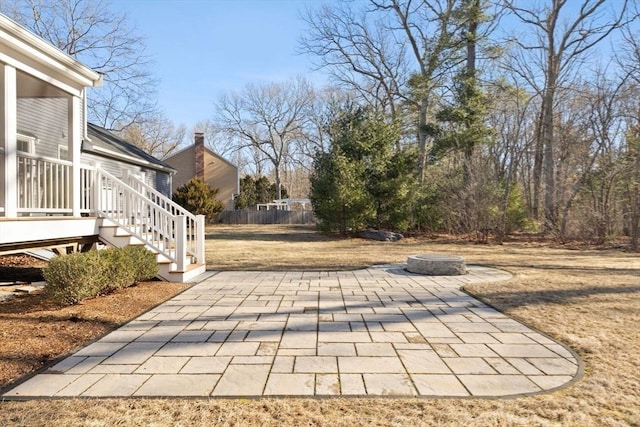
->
196;214;205;265
176;215;186;271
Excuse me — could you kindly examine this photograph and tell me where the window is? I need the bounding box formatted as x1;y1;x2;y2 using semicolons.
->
16;133;37;154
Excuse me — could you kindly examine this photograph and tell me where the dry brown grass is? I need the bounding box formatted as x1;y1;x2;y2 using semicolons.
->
1;224;639;426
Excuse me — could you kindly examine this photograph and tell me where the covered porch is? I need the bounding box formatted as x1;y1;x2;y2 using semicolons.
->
0;14;102;249
0;16;205;281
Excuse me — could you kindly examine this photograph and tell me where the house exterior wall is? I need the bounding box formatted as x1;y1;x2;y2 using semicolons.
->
17;97;68;158
166;145;197;192
203;150;237;210
153;170;172;196
0;151;4;207
165;145;237;210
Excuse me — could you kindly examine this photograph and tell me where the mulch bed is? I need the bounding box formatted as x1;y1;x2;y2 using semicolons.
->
0;254;189;390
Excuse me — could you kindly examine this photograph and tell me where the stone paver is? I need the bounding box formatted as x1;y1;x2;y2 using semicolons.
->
363;373;417;395
2;265;581;398
264;373;315;395
134;374;219;396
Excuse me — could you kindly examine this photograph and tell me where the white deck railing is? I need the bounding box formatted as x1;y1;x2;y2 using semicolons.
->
17;153;72;213
7;157;204;271
80;165;95;213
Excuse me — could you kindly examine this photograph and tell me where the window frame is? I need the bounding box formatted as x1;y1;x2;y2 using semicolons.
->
16;133;37;154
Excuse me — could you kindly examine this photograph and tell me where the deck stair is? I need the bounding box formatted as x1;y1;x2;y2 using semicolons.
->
91;168;205;282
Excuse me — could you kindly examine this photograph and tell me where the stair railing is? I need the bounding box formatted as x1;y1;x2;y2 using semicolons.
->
124;172;205;265
90;167;204;271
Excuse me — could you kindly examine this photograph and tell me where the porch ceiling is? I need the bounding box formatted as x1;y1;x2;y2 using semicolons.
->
16;69;67;98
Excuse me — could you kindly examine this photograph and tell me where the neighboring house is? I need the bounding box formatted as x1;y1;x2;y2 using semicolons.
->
0;14;204;282
164;133;239;210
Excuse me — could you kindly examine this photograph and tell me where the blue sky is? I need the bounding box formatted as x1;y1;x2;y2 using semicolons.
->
112;0;334;127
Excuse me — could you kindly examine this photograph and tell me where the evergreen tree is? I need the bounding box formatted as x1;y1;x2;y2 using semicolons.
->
310;149;372;233
172;178;225;223
310;107;418;233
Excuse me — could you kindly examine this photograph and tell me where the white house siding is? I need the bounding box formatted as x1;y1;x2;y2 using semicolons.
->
153;171;172;197
16;97;68;159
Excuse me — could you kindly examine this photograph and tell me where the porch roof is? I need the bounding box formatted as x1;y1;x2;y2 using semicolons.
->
0;14;102;92
85;123;177;174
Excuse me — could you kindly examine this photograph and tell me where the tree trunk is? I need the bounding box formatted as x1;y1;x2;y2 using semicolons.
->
274;166;282;200
542;50;559;233
462;0;478;187
630;178;640;250
417;98;429;184
532;109;544;220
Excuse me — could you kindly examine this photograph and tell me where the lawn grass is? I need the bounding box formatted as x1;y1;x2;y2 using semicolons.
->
1;224;638;426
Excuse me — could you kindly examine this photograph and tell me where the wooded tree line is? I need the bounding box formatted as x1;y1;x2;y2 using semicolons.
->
208;0;640;245
7;0;640;245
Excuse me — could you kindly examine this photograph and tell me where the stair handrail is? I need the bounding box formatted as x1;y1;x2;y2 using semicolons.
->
93;167;192;271
124;173;205;264
125;173;194;219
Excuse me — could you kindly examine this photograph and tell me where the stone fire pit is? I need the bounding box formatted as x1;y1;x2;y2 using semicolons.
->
406;253;467;275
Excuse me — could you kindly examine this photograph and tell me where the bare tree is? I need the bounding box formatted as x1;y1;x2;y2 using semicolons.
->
300;3;407;117
301;0;474;182
557;72;628;240
616;24;640;249
299;86;352;159
504;0;631;232
215;77;313;199
119;113;186;159
486;81;538;238
3;0;158;130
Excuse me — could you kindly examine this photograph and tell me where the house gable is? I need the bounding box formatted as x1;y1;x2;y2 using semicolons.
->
164;141;238;210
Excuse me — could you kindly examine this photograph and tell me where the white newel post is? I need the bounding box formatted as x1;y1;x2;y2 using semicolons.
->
69;94;81;216
196;215;205;264
1;64;17;217
176;215;186;271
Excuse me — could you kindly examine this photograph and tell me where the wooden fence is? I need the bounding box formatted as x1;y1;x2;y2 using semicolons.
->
216;210;316;225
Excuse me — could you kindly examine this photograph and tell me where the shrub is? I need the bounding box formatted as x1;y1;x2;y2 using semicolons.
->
100;247;136;292
43;246;159;305
121;245;158;282
43;251;109;305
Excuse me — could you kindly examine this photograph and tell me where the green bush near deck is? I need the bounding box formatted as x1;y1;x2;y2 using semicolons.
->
43;251;109;305
100;247;136;292
120;245;158;283
43;246;158;305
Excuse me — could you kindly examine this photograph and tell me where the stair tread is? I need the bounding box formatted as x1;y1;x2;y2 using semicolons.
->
168;263;206;273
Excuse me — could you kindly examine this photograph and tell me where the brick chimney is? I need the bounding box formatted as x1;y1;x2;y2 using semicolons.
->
194;132;205;180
